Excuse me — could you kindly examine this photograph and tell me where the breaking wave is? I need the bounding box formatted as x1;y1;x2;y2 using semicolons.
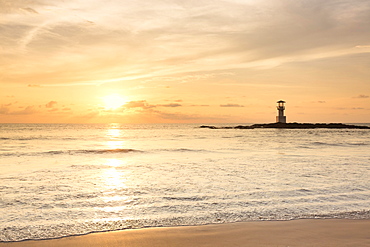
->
1;148;142;157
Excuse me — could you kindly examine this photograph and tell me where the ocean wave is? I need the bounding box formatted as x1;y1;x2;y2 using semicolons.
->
158;148;209;152
311;141;343;146
163;196;210;201
0;137;49;141
311;141;368;147
347;142;369;146
2;210;370;242
0;148;141;157
75;148;140;154
47;148;141;155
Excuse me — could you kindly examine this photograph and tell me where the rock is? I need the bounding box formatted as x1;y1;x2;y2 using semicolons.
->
199;123;370;129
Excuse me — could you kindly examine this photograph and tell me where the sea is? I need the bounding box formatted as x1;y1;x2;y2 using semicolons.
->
1;123;370;242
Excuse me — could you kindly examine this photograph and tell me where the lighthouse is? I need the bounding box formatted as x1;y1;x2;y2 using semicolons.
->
276;100;286;123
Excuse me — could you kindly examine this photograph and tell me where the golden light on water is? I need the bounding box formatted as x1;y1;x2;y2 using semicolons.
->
101;159;131;205
105;140;125;150
102;159;127;188
106;124;125;149
104;158;122;167
107;128;121;138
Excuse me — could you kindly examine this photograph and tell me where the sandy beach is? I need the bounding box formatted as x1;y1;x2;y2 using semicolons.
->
1;219;369;247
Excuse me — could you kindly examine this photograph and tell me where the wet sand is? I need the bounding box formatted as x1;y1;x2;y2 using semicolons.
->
1;219;369;247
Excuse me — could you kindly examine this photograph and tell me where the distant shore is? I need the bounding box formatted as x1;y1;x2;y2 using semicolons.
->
200;122;370;129
1;219;369;247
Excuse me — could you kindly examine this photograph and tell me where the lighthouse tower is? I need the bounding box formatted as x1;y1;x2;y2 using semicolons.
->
276;100;286;123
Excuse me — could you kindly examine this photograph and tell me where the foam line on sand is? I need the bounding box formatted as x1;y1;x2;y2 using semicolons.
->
1;219;369;247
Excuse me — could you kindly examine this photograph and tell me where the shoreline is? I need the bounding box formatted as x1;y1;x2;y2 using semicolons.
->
1;219;369;247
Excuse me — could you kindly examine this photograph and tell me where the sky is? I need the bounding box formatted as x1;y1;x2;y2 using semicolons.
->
1;0;370;123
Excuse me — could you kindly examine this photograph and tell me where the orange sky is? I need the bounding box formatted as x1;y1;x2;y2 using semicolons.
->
1;0;370;123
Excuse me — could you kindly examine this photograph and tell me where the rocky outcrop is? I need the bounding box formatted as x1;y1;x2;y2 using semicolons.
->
200;122;370;129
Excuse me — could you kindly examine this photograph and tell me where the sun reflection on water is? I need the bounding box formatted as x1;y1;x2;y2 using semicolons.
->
99;159;132;214
102;159;127;188
105;158;122;167
106;140;125;150
107;128;121;138
106;124;125;149
98;125;134;214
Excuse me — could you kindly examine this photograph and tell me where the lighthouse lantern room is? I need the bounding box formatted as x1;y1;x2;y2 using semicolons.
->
276;100;286;123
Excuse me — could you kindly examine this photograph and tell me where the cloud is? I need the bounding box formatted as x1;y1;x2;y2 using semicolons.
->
2;0;370;86
48;108;59;112
0;0;370;124
118;99;208;121
123;100;156;109
0;105;10;114
0;104;39;115
355;45;370;48
220;104;244;107
45;101;57;108
165;99;183;102
123;100;183;109
0;0;45;14
353;94;369;98
10;106;38;115
158;103;182;107
20;7;39;14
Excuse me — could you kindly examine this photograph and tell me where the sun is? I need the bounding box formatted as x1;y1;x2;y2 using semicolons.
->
102;94;127;110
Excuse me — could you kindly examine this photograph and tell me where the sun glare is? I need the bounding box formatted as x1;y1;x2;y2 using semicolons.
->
103;94;127;110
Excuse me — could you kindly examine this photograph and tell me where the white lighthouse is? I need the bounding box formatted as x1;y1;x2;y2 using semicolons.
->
276;100;286;123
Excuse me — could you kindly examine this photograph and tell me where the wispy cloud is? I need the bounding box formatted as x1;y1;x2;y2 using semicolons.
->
2;0;370;85
190;104;210;107
353;95;369;99
123;100;155;109
10;106;38;115
20;7;39;14
0;103;39;115
0;0;45;14
45;101;57;108
158;103;182;107
0;105;10;114
220;104;244;107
